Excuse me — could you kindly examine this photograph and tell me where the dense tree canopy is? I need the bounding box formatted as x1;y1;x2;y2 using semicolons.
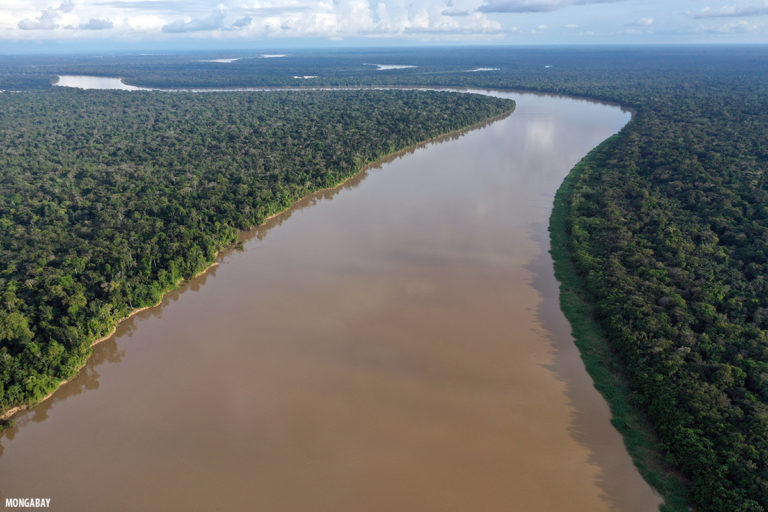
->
2;46;768;510
559;83;768;511
0;88;513;419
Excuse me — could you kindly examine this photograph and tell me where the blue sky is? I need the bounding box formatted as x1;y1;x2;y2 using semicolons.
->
1;0;767;48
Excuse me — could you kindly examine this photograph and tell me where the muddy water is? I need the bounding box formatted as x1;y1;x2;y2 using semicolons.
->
0;91;660;511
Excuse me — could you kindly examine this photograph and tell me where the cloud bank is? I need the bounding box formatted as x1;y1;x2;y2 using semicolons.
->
2;0;766;44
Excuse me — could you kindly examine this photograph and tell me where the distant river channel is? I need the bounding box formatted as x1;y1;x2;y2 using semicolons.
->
2;80;660;511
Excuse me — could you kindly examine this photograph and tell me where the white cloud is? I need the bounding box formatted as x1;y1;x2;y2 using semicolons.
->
692;3;768;18
17;14;58;30
125;13;167;32
230;1;500;39
442;8;471;16
231;15;252;28
713;19;760;31
0;0;761;43
479;0;565;13
162;6;227;33
478;0;623;13
80;17;114;29
17;0;73;30
630;17;654;26
94;1;209;13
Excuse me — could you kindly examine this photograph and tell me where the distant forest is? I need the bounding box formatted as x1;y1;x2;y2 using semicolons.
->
0;88;513;419
2;46;768;511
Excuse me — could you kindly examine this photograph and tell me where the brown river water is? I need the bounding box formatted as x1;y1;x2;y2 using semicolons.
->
0;90;661;511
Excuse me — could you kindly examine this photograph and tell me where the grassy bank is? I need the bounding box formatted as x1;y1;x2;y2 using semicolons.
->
549;134;691;512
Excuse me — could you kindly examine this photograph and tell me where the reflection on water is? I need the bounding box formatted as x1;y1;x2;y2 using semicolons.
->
0;338;124;457
0;117;489;447
54;75;149;91
523;117;556;153
0;91;660;512
525;218;662;510
248;120;500;242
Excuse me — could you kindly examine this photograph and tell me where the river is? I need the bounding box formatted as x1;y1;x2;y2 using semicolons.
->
0;87;660;511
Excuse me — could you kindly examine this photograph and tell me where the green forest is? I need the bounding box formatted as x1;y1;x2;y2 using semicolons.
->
552;78;768;510
0;88;513;419
512;52;768;512
2;46;768;510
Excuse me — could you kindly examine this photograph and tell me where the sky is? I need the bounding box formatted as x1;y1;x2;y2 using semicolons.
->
1;0;767;50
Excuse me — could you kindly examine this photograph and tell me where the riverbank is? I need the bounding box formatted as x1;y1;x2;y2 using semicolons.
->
1;304;157;422
1;89;664;512
0;105;514;424
0;262;223;424
548;134;690;512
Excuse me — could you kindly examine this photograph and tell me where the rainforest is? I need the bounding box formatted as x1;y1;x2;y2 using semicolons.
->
1;46;768;511
0;88;514;414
